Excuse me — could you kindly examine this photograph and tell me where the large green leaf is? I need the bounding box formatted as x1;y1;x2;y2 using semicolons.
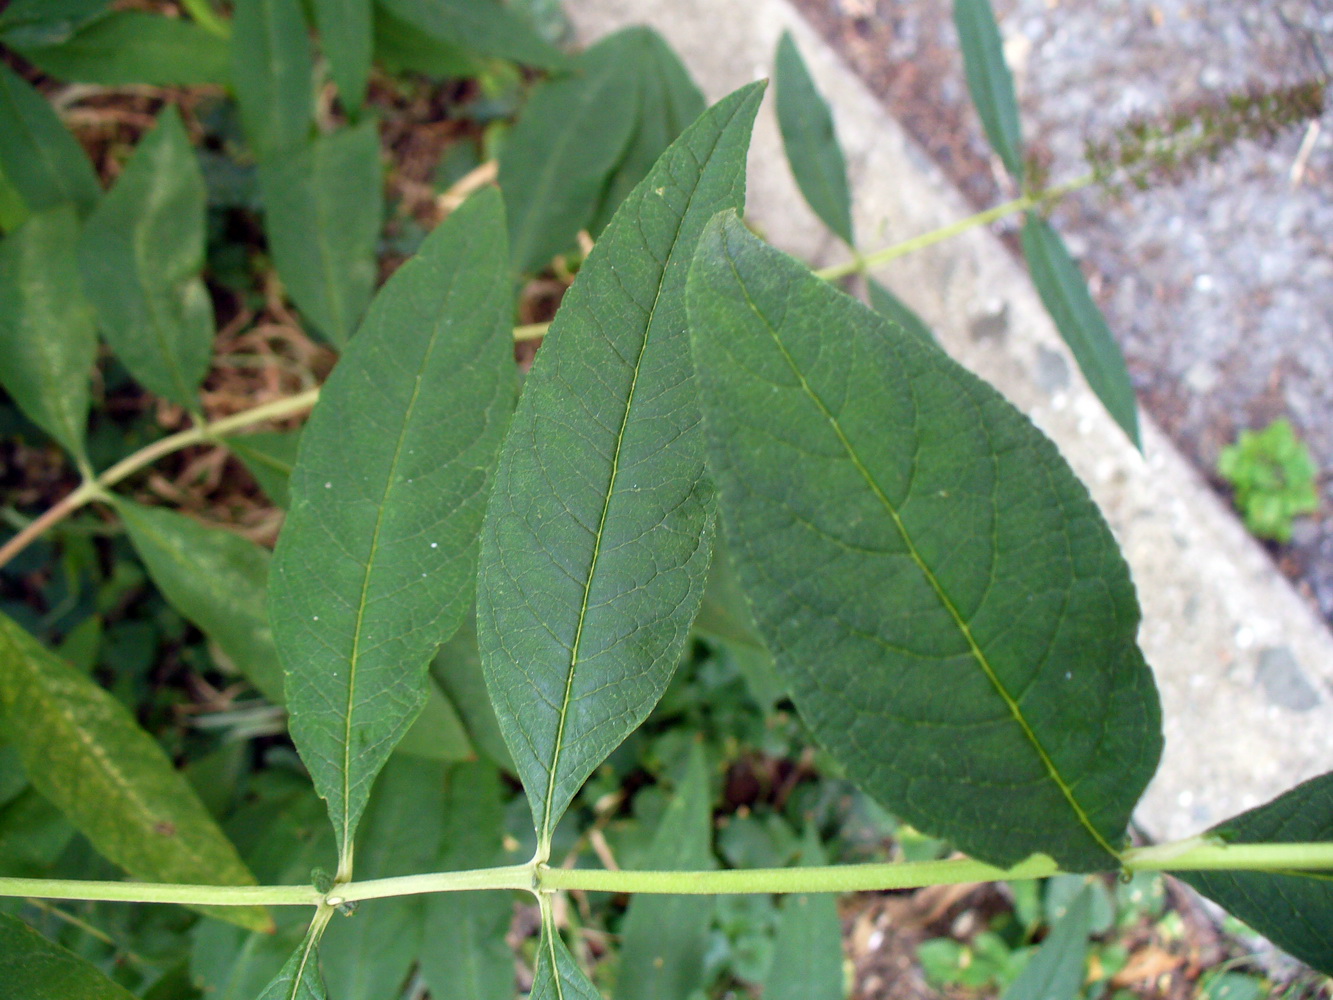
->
259;122;383;347
377;0;565;70
1021;214;1140;448
588;27;705;234
0;612;268;930
78;106;213;412
270;188;515;870
616;744;715;1000
322;758;445;1000
499;30;641;274
14;12;231;87
0;62;100;216
419;761;514;1000
0;911;138;1000
954;0;1024;182
0;206;97;467
686;212;1161;872
231;0;314;160
764;832;843;1000
774;31;854;245
999;884;1092;1000
114;499;284;703
1178;772;1333;976
0;161;29;232
311;0;372;113
476;82;764;852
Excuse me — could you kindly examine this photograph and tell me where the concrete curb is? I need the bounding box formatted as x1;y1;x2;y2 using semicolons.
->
568;0;1333;844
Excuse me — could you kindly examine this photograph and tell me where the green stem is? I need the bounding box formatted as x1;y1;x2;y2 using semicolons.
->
815;173;1096;282
179;0;231;39
0;877;320;907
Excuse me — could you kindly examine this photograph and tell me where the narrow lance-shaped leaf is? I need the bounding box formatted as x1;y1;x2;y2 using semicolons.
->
0;206;97;467
1178;771;1333;977
764;831;843;1000
231;0;314;160
775;30;855;245
0;911;139;1000
223;429;302;508
1022;213;1140;448
256;928;330;1000
0;612;269;930
499;29;641;274
954;0;1025;182
0;0;110;48
378;0;566;70
270;188;516;871
998;884;1092;1000
616;743;716;1000
0;61;100;216
477;82;765;853
311;0;372;113
431;615;513;770
259;122;383;347
687;213;1161;872
867;277;938;349
532;913;602;1000
14;12;231;87
79;106;214;412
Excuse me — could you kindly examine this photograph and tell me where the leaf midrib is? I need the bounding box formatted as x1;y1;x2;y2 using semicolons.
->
726;254;1118;860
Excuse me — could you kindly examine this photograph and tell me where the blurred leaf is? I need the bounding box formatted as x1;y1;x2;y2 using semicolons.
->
0;162;29;232
0;0;109;48
867;278;937;348
0;911;138;1000
231;0;314;160
0;62;100;216
259;122;382;347
764;831;843;1000
311;0;372;113
1179;771;1333;976
774;31;854;245
419;761;514;1000
954;0;1024;181
1000;885;1091;1000
391;679;475;762
0;612;268;931
378;0;565;70
686;212;1161;871
270;189;515;866
79;106;213;411
14;12;231;87
477;84;764;850
430;615;513;770
114;498;285;703
0;206;97;465
499;29;641;273
372;4;480;79
1021;214;1139;447
0;787;75;876
616;744;715;1000
223;429;302;508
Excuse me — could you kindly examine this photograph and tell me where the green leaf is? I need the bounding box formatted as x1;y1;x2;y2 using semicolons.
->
0;787;75;877
78;106;213;412
476;82;764;851
867;277;937;349
999;884;1092;1000
322;758;445;1000
231;0;314;160
311;0;372;113
774;31;855;245
13;12;231;87
0;161;30;232
589;27;705;234
256;932;329;1000
0;206;97;466
0;612;269;930
616;744;715;1000
0;62;100;217
532;922;601;1000
0;0;109;48
686;212;1161;871
223;429;302;508
391;679;475;762
420;761;514;1000
953;0;1024;181
1021;214;1140;448
371;4;480;79
377;0;566;70
113;498;285;704
764;832;843;1000
430;615;513;769
499;30;642;273
259;122;383;347
0;911;138;1000
1178;771;1333;976
270;188;515;869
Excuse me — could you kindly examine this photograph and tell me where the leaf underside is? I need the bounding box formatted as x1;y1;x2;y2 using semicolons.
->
687;212;1161;872
476;82;765;851
0;911;139;1000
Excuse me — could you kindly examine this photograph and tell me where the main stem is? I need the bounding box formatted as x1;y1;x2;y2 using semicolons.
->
3;842;1332;907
